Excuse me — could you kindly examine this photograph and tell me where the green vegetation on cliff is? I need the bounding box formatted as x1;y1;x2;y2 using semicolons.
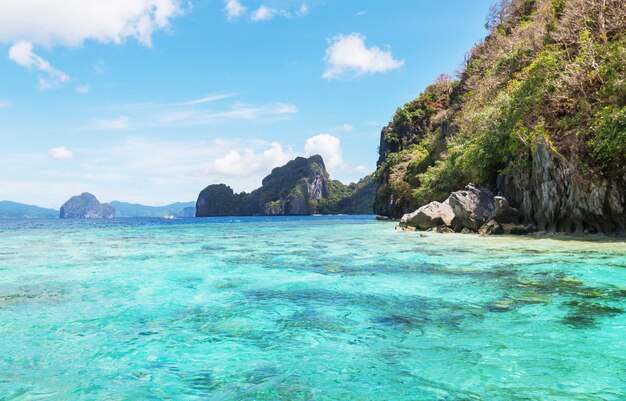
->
375;0;625;218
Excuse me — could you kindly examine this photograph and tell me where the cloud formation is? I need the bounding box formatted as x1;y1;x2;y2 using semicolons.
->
251;6;276;21
304;134;344;172
91;116;132;130
8;41;70;90
213;142;295;177
48;147;74;160
225;1;310;22
2;1;184;88
323;33;404;80
178;93;236;106
0;0;184;47
225;0;246;20
84;99;298;129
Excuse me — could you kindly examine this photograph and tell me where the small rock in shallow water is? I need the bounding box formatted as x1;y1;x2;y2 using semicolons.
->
501;223;537;235
428;225;455;234
479;219;503;236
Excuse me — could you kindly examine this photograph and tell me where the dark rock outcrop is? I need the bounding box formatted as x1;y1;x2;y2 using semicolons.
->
493;196;519;224
196;155;375;217
498;142;626;235
59;193;115;219
479;219;503;236
397;186;538;235
448;185;496;231
501;223;537;235
196;184;243;217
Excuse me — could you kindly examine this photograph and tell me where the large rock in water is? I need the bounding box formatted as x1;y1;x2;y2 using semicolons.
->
448;185;496;231
59;193;115;219
399;200;458;230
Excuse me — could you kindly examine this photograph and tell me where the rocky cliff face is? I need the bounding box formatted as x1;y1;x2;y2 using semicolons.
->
374;0;625;234
59;193;115;219
196;184;243;217
196;155;375;217
498;142;625;234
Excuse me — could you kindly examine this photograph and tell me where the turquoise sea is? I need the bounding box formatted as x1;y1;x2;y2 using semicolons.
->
1;216;625;400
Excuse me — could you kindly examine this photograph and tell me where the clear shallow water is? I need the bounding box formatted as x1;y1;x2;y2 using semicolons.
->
1;216;625;401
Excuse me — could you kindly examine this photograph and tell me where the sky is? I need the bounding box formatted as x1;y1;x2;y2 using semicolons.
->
0;0;494;208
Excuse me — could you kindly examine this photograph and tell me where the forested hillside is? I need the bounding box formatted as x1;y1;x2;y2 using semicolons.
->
375;0;625;233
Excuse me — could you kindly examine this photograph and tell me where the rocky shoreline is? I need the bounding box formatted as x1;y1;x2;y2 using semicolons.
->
392;184;619;237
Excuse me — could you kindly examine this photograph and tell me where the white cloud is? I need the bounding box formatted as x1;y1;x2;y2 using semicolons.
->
213;142;295;177
304;134;344;172
0;0;184;47
355;165;369;174
355;11;367;17
337;124;353;132
178;93;235;106
75;85;89;94
0;100;10;109
297;4;309;16
322;33;404;80
2;1;184;87
225;0;246;20
48;147;74;160
91;116;131;130
8;41;70;90
154;102;298;126
251;6;276;21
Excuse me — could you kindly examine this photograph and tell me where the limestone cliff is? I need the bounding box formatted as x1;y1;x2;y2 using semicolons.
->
196;155;375;216
59;193;115;219
374;0;625;234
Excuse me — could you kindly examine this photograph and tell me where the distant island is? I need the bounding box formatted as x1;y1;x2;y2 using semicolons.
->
2;155;376;219
60;193;116;219
0;197;196;219
0;201;58;219
110;201;196;218
196;155;375;217
58;194;197;219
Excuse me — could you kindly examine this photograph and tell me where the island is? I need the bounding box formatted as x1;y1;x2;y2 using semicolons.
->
196;155;375;216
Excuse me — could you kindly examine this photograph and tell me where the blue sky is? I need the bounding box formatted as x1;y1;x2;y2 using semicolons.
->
0;0;493;208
